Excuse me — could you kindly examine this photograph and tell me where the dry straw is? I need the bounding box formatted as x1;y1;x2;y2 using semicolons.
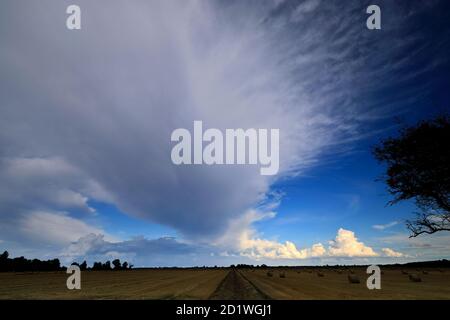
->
348;275;361;284
409;274;422;282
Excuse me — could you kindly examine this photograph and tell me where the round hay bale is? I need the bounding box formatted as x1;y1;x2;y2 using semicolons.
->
279;272;286;278
401;270;409;275
422;270;428;275
267;271;273;277
409;274;422;282
317;272;325;277
348;275;361;284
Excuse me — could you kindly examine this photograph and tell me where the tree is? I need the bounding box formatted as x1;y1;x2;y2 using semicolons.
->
92;262;102;270
80;261;87;271
122;261;128;269
373;115;450;237
0;251;8;260
112;259;122;270
103;260;111;270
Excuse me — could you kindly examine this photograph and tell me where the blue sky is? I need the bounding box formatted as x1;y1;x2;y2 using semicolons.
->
0;0;449;267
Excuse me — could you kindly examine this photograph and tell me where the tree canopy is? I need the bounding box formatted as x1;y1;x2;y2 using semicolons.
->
373;114;450;237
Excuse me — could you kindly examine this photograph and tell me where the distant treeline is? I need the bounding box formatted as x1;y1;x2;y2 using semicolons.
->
229;260;450;269
72;259;133;271
1;250;449;271
0;251;62;272
0;251;132;272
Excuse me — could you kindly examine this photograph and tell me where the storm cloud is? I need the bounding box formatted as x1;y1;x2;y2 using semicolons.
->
0;0;443;258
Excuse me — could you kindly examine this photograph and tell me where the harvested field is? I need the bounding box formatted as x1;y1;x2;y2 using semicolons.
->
1;267;449;300
240;268;450;300
209;270;270;300
0;269;227;300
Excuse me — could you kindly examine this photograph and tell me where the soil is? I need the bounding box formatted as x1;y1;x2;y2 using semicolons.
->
209;269;270;300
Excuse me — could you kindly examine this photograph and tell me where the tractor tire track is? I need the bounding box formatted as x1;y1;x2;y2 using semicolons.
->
209;270;272;300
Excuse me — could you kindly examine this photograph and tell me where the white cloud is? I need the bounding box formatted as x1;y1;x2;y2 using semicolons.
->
238;227;379;260
60;234;205;267
0;0;439;259
220;211;379;260
291;0;321;22
378;232;450;260
373;221;399;230
19;211;109;246
327;228;378;257
0;0;397;244
382;247;404;257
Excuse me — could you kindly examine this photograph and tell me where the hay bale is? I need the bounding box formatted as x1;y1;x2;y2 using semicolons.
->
267;270;273;277
422;270;428;275
348;275;361;284
279;272;286;278
337;270;343;274
409;274;422;282
317;272;325;277
401;270;409;275
349;269;355;274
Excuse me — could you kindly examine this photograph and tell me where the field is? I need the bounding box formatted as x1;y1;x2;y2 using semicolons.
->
241;267;450;299
1;267;449;300
0;269;227;299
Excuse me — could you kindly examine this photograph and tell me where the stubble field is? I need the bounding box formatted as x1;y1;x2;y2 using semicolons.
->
1;267;449;300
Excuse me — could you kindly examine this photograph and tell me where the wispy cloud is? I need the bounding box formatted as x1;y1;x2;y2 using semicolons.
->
381;247;404;258
373;221;399;231
0;0;444;262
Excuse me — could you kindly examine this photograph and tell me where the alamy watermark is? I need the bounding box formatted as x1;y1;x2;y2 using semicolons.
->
366;265;381;289
171;121;280;176
66;265;81;290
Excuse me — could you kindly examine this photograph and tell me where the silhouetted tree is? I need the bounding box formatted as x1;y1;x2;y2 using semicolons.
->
112;259;121;270
122;261;128;269
0;251;9;272
80;261;87;271
373;115;450;237
0;251;8;260
92;262;102;270
0;251;61;272
103;260;111;270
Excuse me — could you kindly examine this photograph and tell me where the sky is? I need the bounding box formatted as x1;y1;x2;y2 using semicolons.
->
0;0;449;267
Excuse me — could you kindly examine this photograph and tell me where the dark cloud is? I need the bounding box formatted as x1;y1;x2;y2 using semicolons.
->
0;0;446;257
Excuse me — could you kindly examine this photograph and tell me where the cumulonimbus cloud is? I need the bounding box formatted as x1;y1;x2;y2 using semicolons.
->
0;0;440;256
